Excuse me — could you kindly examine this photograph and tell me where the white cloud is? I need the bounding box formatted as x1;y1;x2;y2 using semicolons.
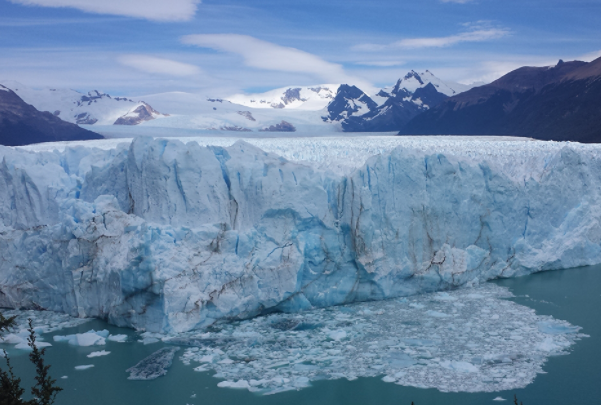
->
355;60;405;67
8;0;200;22
578;49;601;62
118;55;202;76
353;22;509;51
182;34;371;88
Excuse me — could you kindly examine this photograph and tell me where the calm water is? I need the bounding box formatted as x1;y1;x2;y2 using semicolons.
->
4;265;600;405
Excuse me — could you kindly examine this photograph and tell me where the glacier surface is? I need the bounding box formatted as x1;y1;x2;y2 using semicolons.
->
1;136;601;333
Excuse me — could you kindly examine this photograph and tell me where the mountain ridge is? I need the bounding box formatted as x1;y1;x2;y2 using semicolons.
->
400;56;601;142
0;84;103;146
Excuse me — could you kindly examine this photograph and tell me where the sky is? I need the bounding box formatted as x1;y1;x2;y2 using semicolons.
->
0;0;600;97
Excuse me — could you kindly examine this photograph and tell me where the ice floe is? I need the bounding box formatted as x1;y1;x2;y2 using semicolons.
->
74;365;94;370
54;330;109;347
107;334;128;343
172;284;585;395
126;347;181;380
0;309;87;351
87;350;111;358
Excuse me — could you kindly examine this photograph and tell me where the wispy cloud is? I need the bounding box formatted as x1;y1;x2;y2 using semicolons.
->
117;55;202;76
355;60;405;67
8;0;201;22
353;22;510;51
182;34;372;88
579;49;601;62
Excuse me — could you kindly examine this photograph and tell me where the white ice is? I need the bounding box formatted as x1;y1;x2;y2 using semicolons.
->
54;330;109;347
2;136;601;334
175;284;585;395
87;350;111;358
74;365;94;370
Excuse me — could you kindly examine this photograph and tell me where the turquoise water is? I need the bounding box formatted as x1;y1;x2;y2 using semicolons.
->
3;265;600;405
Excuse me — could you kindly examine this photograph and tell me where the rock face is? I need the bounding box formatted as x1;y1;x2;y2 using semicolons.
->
259;120;296;132
0;85;103;146
324;80;449;132
114;102;166;125
1;138;601;333
322;84;378;122
400;57;601;142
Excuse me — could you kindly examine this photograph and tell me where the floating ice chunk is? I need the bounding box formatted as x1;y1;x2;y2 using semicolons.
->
60;376;68;379
74;365;94;370
87;350;111;358
426;310;449;318
217;380;250;389
1;334;26;345
493;397;507;401
14;341;51;350
107;334;128;342
536;337;563;352
141;338;160;345
439;360;479;373
293;376;310;388
382;376;396;383
0;310;89;335
328;330;347;341
127;347;181;380
385;352;417;368
434;293;457;301
538;320;580;335
76;333;106;346
54;330;107;347
198;354;216;363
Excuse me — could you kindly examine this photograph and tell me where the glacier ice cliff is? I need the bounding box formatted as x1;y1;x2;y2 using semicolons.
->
1;136;601;333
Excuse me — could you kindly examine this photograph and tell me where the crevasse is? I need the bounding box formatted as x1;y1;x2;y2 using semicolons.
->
1;137;600;333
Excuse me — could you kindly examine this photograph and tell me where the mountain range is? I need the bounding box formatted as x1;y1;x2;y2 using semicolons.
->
0;70;471;143
1;57;600;145
400;56;601;143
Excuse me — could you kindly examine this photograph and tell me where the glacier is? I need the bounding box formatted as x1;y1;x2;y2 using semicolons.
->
1;136;601;333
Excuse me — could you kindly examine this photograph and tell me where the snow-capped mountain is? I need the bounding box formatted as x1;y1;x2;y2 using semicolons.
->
226;85;339;110
377;70;473;99
133;70;467;134
322;70;463;132
400;57;601;142
130;91;337;134
0;81;167;126
0;84;102;146
1;69;474;136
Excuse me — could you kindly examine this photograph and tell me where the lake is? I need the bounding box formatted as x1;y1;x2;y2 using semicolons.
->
2;264;599;405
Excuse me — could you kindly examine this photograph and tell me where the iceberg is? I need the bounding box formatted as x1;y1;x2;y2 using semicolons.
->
1;136;601;333
53;330;109;347
126;347;180;380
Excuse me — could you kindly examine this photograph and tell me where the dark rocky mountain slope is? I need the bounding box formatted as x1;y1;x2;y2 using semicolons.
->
323;81;449;132
400;57;601;142
0;85;103;146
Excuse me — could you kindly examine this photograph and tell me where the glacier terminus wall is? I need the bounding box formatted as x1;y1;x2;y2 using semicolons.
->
1;136;600;333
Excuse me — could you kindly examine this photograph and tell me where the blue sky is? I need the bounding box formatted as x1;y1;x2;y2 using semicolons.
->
1;0;600;96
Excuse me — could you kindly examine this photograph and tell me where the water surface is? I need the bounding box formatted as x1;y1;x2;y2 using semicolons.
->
3;265;599;405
